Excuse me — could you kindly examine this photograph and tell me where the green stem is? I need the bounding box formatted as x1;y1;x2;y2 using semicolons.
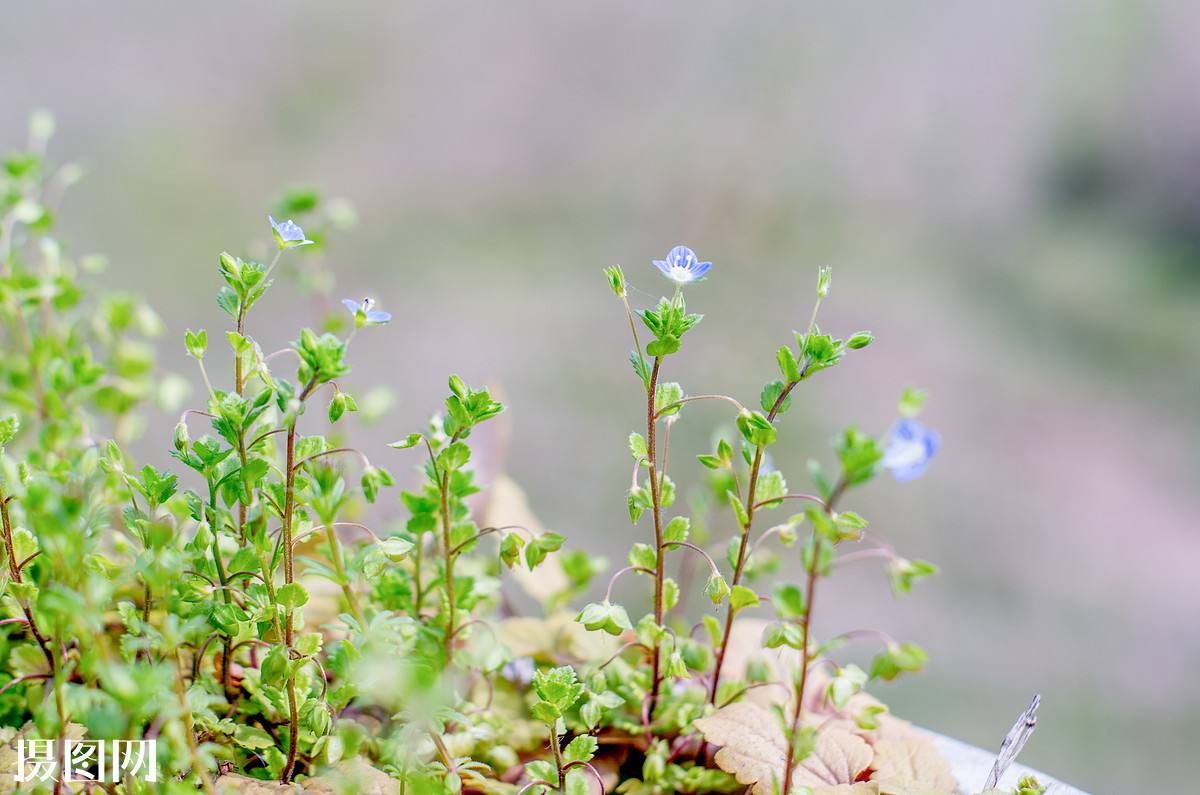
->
707;378;800;705
174;649;215;794
279;375;317;784
549;724;566;792
324;522;363;624
439;432;462;666
207;483;235;701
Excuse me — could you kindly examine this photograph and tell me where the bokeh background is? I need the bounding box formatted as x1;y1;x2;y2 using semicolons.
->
3;3;1197;791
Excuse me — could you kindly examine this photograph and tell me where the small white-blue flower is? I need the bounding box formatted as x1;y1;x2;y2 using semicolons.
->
342;297;392;327
502;656;536;686
882;418;940;482
269;215;314;249
653;246;712;284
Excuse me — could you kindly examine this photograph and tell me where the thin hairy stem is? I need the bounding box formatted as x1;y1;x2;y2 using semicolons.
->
440;431;463;667
645;356;666;717
781;477;846;795
653;393;746;420
279;375;317;784
707;378;801;705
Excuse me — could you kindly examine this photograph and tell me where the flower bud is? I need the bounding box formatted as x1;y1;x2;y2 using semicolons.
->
847;330;874;349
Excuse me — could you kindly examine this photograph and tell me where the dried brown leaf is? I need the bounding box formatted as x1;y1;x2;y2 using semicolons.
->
214;774;294;793
304;758;400;794
695;702;873;795
483;475;568;600
869;736;956;795
794;728;874;788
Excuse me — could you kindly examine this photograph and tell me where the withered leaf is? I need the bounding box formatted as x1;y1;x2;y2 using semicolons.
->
695;702;873;795
869;736;956;795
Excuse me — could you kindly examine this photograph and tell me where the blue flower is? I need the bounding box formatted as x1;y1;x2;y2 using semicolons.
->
269;215;314;249
653;246;712;284
342;297;391;327
882;418;940;481
502;656;535;686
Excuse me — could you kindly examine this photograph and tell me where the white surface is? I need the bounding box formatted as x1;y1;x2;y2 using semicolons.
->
917;729;1089;795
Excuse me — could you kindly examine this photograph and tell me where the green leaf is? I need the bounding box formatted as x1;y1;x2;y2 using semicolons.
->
827;664;868;708
529;701;560;724
776;346;803;383
389;433;423;449
439;442;471;472
662;578;680;611
729;585;760;611
533;666;585;711
654;382;684;417
260;645;287;686
628;543;657;570
763;621;806;650
760;380;792;414
663;516;690;543
773;583;806;620
295;632;323;657
525;532;565;569
898;386;928;418
9;527;38;569
835;510;868;529
564;734;598;764
379;537;414;561
646;335;680;357
0;415;18;448
225;330;252;354
754;470;787;507
277;583;309;609
887;558;938;595
628;432;648;463
234;725;276;750
726;490;749;528
869;643;928;681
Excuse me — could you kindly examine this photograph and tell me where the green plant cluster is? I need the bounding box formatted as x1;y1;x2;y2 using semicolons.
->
0;115;1045;795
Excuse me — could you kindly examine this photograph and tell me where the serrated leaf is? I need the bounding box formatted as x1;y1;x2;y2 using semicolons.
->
694;702;873;795
730;585;760;611
563;734;598;764
663;516;690;543
869;736;955;795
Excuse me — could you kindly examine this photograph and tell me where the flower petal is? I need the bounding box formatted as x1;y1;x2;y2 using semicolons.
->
667;246;697;270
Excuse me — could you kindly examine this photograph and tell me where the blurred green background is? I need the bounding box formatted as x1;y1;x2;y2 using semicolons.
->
3;3;1197;791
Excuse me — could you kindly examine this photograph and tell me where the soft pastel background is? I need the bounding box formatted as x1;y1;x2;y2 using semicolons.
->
3;3;1197;791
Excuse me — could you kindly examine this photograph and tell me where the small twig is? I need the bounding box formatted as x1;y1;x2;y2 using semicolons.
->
604;565;655;603
653;394;746;420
